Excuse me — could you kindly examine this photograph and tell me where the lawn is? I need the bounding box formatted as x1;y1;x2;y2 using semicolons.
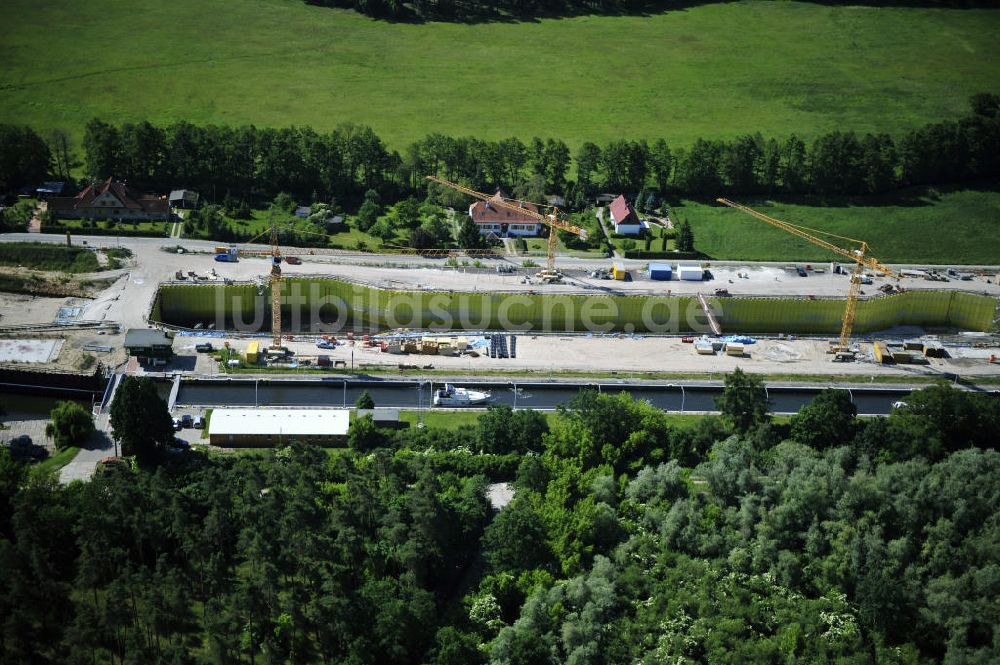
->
1;1;998;149
677;186;1000;264
32;446;79;476
0;242;99;272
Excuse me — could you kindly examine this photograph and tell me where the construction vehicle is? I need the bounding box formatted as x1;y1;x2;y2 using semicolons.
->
426;175;588;282
717;198;900;356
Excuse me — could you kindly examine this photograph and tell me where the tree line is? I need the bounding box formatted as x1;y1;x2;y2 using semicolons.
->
2;373;998;663
0;94;997;216
302;0;997;23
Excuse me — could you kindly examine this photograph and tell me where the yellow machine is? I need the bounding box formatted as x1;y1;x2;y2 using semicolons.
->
426;175;588;282
716;198;900;353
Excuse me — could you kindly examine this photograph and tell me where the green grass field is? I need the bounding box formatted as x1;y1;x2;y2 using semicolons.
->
1;1;998;148
678;186;1000;264
0;242;99;272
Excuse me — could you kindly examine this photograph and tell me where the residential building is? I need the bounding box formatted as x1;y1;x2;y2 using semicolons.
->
208;408;350;447
468;189;541;237
48;178;169;221
608;195;648;236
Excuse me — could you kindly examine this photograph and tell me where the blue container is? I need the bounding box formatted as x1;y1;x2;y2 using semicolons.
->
649;262;672;281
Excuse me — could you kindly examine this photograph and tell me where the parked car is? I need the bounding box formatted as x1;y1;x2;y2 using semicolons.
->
193;416;205;429
796;266;808;277
179;414;193;428
170;437;190;449
172;417;182;431
195;343;214;353
285;256;302;265
316;341;335;349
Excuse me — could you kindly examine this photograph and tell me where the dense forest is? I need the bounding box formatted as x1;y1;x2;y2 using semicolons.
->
2;375;998;663
1;95;998;218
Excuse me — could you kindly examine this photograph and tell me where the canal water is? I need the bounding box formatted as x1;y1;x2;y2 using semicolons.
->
175;379;917;415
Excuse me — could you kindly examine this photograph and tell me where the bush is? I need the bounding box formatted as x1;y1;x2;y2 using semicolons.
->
45;401;94;449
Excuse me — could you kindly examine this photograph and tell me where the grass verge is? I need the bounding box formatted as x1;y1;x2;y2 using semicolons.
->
0;242;99;272
32;446;79;476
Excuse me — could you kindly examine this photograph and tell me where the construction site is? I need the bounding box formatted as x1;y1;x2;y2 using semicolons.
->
2;187;1000;386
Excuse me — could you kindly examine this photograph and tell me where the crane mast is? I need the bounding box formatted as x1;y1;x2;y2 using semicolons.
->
268;217;283;350
426;175;587;281
716;198;899;352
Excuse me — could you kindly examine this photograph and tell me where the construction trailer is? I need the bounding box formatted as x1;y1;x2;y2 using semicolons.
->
649;262;673;281
612;261;629;281
677;263;704;281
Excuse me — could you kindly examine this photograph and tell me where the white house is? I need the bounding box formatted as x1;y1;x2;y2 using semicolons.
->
608;194;648;236
468;189;541;237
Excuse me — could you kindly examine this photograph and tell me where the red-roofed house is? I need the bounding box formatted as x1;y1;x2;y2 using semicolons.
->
48;178;170;221
468;190;541;237
608;195;647;236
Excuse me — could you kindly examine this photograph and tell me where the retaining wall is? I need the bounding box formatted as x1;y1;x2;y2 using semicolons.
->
150;279;998;335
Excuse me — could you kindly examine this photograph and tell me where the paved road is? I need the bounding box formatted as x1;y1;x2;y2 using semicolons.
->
58;416;115;483
4;233;999;307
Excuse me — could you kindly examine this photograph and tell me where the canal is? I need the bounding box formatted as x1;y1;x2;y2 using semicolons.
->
175;378;920;416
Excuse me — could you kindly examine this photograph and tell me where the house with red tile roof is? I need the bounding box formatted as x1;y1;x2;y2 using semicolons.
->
468;189;542;237
608;194;647;236
48;178;169;221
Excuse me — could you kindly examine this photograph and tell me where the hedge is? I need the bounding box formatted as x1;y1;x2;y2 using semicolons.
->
41;224;169;238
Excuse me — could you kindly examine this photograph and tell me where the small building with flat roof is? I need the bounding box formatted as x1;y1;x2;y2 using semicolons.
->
356;408;403;429
168;189;199;209
123;328;173;359
209;408;349;447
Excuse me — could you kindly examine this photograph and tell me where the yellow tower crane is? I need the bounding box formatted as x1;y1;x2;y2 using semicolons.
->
716;198;900;354
426;175;588;282
236;212;285;350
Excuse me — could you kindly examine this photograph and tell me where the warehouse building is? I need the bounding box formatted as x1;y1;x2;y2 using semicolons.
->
208;408;349;447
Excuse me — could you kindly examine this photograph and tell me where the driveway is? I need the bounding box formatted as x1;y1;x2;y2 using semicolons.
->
595;207;620;258
58;414;115;483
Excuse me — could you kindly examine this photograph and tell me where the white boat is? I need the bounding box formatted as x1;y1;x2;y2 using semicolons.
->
433;383;492;407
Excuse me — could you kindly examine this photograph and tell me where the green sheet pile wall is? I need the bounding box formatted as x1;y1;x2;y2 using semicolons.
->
151;280;998;335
